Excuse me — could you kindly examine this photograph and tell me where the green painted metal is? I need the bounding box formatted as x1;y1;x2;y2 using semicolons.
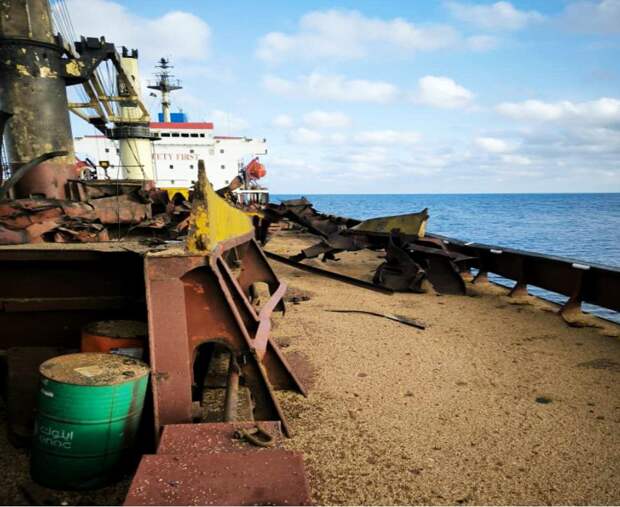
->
30;353;150;490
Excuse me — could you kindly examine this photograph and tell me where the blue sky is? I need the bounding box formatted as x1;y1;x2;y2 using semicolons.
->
66;0;620;193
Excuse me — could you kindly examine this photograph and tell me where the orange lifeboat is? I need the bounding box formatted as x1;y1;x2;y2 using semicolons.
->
246;157;266;180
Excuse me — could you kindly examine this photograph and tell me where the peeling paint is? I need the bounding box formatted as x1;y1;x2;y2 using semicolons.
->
64;60;82;77
15;64;30;77
39;66;57;79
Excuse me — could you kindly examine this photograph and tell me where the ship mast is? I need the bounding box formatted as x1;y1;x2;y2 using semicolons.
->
147;58;182;123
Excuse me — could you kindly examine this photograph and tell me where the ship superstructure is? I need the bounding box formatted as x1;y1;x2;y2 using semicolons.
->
75;123;267;194
74;58;268;197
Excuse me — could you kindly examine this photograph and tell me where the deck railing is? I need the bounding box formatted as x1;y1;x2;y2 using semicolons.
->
429;233;620;315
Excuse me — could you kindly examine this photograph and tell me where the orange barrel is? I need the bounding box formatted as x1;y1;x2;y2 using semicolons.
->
81;320;147;359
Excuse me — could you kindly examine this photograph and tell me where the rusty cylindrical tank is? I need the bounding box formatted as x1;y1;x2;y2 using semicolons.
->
0;0;76;199
81;320;147;358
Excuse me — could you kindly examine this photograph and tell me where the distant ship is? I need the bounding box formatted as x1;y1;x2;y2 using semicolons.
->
74;58;269;203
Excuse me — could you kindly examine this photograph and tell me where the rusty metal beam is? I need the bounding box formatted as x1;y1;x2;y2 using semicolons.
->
144;237;305;442
265;250;394;294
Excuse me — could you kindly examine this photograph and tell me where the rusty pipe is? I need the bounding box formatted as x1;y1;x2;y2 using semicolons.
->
223;356;240;422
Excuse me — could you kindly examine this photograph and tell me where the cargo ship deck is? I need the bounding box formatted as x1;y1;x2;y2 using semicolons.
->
0;228;618;505
267;230;620;505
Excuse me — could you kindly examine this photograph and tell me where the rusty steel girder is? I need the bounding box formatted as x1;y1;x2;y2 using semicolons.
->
145;231;306;440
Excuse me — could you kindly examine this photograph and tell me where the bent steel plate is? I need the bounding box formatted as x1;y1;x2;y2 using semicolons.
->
124;451;312;506
157;421;283;454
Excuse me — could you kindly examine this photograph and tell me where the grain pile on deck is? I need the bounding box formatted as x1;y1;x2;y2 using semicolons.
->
269;231;620;505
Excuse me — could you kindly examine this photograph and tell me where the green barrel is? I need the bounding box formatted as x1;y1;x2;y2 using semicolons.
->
31;353;150;490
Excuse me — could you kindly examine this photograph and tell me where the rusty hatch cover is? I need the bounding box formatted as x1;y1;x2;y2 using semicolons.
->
124;450;312;506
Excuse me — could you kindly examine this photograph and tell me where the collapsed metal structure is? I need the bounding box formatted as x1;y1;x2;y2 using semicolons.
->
0;1;311;503
0;187;311;501
264;198;620;323
1;1;619;503
264;198;471;295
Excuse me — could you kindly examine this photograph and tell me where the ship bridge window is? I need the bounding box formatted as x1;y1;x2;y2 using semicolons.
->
200;133;205;138
161;133;170;137
190;133;198;138
181;133;189;137
169;164;174;169
105;148;110;153
171;133;180;137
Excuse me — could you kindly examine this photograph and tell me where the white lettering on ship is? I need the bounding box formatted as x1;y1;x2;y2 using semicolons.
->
155;153;199;161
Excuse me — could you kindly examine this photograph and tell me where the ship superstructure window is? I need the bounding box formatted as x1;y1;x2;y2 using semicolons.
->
169;165;173;169
105;148;110;153
199;134;205;138
161;133;170;137
190;149;194;154
190;165;194;169
172;133;179;137
181;133;189;137
221;165;225;169
220;149;224;154
190;133;198;138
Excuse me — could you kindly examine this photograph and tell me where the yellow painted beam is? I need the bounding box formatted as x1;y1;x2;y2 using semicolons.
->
187;161;254;253
351;208;429;237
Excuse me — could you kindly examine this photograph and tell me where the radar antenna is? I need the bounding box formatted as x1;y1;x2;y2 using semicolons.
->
147;58;183;123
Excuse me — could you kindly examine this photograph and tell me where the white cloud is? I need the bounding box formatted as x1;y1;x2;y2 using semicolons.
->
496;98;620;125
475;136;515;153
256;9;460;62
272;114;294;128
287;128;348;145
63;0;211;64
269;120;620;192
355;130;421;145
330;133;348;144
416;75;475;109
501;154;532;165
210;110;249;133
263;73;399;103
288;128;324;144
303;111;351;129
288;127;421;147
445;1;544;31
466;35;500;51
560;0;620;34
